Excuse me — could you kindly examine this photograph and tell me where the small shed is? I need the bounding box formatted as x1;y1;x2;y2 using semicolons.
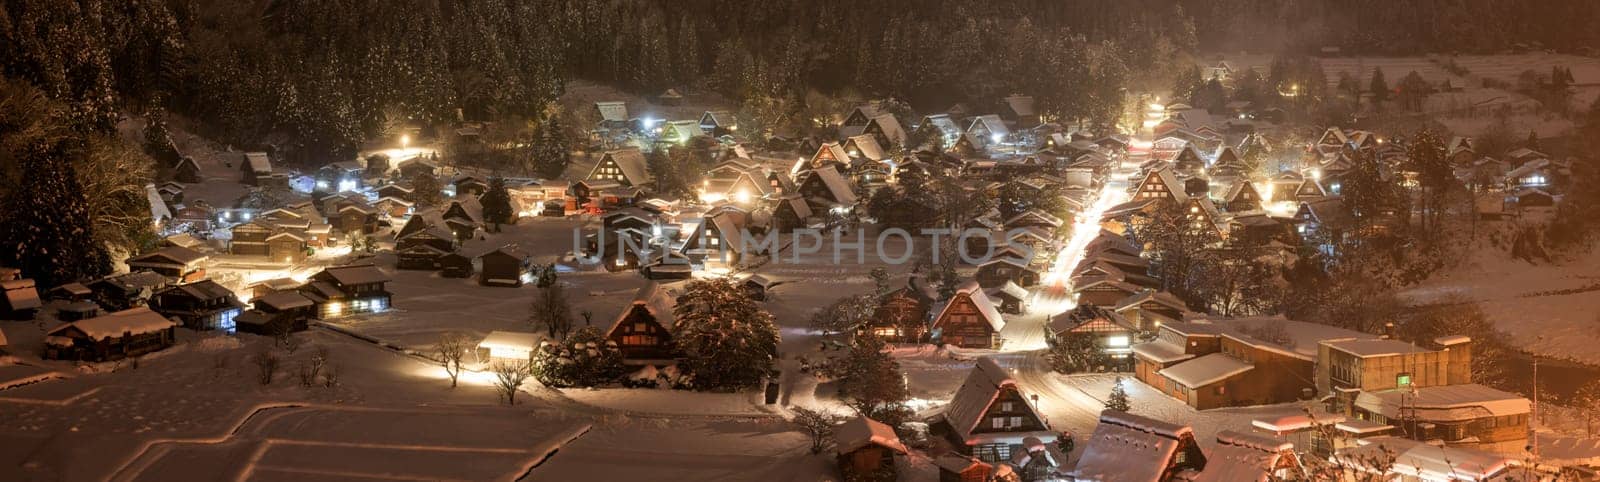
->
439;253;474;278
742;274;780;301
835;415;908;480
58;301;102;321
48;282;93;302
477;245;532;287
478;331;541;363
1;278;42;320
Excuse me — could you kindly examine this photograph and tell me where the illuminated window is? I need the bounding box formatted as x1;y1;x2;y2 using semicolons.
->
1107;335;1130;347
873;327;899;337
1397;373;1412;387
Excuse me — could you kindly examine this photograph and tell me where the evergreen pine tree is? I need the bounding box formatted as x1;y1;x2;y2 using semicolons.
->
1369;67;1390;104
479;177;514;229
4;140;112;286
1106;377;1132;412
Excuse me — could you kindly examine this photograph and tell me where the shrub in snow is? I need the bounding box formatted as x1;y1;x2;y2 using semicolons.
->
532;327;623;388
251;348;279;386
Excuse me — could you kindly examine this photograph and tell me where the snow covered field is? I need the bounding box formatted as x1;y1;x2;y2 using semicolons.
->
1404;248;1600;366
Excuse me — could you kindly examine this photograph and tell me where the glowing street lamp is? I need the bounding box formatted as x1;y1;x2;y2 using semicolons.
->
400;134;411;149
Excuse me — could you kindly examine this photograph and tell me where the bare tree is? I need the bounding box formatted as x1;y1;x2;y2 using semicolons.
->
251;348;279;386
792;407;839;454
492;361;532;405
323;363;340;387
297;346;330;387
436;332;470;388
529;283;573;340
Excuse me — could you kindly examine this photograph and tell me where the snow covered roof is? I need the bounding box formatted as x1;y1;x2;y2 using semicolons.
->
1355;384;1530;422
943;357;1034;440
833;415;907;455
1157;352;1254;389
608;283;676;336
478;331;541;352
47;307;177;340
932;281;1005;333
1250;412;1345;433
1194;430;1294;482
1321;338;1430;358
807;165;858;206
595;101;627;122
1112;289;1187;313
589;148;652;186
158;280;236;301
255;291;314;311
1003;94;1036;117
1130;339;1193;364
1070;410;1193;482
2;279;41;310
244;152;272;173
1339;438;1516;480
844;134;885;161
146;184;172;222
968;114;1010;138
316;264;391;286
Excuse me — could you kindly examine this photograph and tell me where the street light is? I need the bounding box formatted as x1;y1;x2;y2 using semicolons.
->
400;134;411;149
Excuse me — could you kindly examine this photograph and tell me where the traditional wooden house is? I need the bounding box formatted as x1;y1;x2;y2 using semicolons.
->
1112;290;1189;331
585;148;653;188
999;94;1039;129
974;257;1041;289
604;282;677;365
127;246;208;282
149;280;244;332
1073;278;1144;309
376;183;415;201
1047;304;1139;360
915;114;963;150
1;278;42;320
937;357;1055;461
478;245;533;287
241;152;273;185
699;110;737;136
266;231;308;264
173;156;202;183
89;271;171;310
987;281;1029;315
772;194;814;232
1068;410;1206;481
967;115;1010;148
867;279;935;343
228;221;273;257
797;165;858;213
1132;167;1189;205
930;281;1006;349
453;176;490;198
43;307;178;361
242;290;316;334
1353;384;1529;450
834;415;909;481
300;264;392;319
335;203;377;235
1221;179;1264;212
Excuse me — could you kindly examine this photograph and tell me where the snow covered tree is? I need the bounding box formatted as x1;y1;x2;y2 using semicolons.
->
869;267;891;297
1407;128;1455;236
809;294;878;338
672;278;780;391
0;130;112;286
529;283;573;340
1048;330;1109;374
529;106;571;179
407;172;443;208
832;336;912;425
1106;377;1131;412
532;326;624;388
479;177;514;229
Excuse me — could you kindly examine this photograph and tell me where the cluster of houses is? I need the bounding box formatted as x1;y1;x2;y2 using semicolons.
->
0;242;393;362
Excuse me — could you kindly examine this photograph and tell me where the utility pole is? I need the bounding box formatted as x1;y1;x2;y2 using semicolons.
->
1532;336;1541;460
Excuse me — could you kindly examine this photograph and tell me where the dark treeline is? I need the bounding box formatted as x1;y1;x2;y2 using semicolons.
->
1181;0;1600;54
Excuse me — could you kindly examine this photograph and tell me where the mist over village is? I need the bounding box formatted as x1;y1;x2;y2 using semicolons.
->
3;1;1600;481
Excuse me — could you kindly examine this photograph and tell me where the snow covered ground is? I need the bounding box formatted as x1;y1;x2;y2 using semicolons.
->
1403;247;1600;365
